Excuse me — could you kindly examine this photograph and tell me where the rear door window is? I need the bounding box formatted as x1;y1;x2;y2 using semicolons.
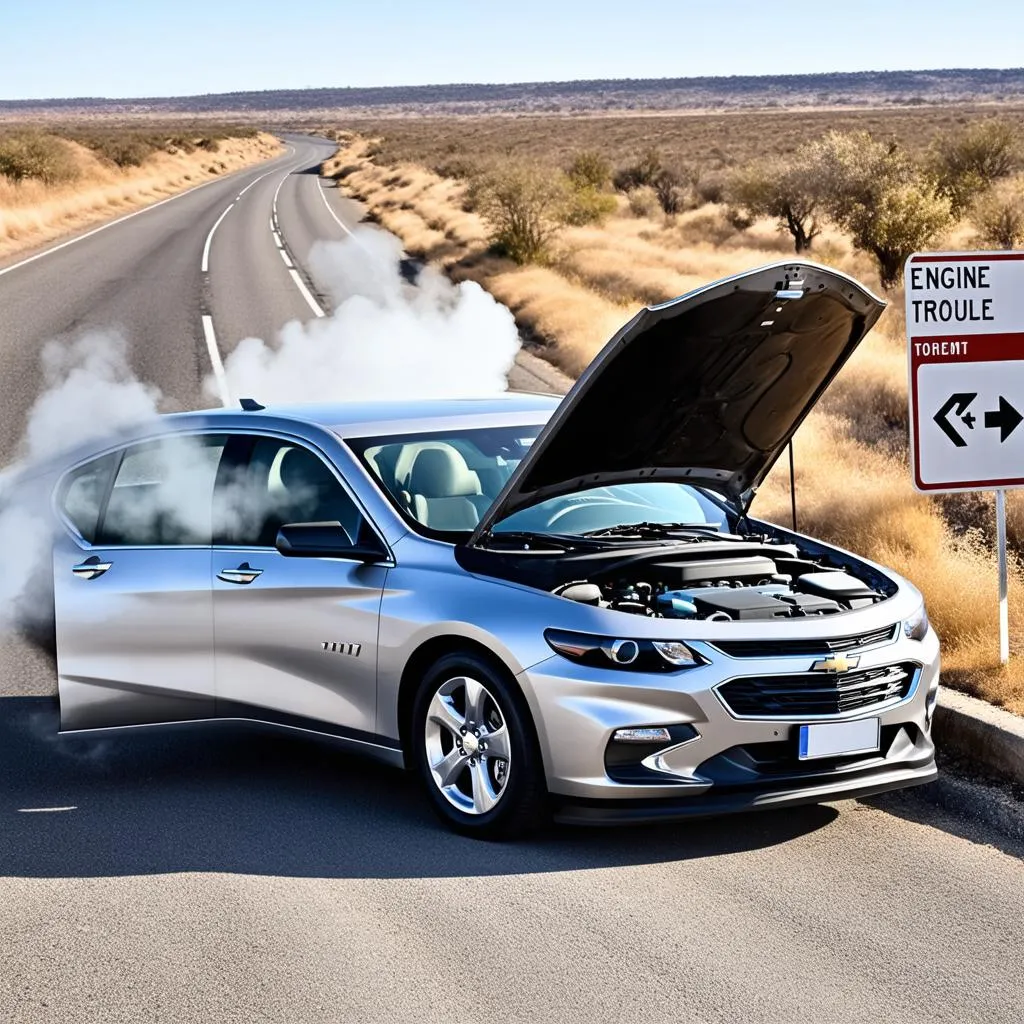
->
97;435;228;546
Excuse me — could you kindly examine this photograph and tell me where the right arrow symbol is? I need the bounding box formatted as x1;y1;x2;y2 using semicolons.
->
985;396;1023;442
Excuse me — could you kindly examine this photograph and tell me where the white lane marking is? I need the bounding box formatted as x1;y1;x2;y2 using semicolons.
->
201;201;235;272
0;159;285;281
236;168;274;200
279;248;294;268
269;217;275;232
316;175;355;237
272;230;283;247
202;315;232;406
18;806;77;813
288;269;325;317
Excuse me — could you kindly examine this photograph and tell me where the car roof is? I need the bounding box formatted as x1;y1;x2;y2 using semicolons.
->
164;393;562;437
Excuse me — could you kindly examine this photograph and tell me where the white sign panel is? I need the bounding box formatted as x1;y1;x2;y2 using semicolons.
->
906;252;1024;493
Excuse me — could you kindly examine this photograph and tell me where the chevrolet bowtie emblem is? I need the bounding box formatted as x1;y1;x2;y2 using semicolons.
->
811;655;860;673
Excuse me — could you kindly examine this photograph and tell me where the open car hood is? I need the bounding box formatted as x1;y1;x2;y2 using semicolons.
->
468;261;885;543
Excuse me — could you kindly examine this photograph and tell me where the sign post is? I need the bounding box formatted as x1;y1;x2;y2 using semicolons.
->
906;251;1024;665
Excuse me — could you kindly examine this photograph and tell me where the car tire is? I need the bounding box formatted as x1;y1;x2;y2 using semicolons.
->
412;651;548;839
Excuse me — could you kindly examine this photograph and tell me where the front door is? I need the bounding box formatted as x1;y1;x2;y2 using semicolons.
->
53;434;226;731
211;434;387;738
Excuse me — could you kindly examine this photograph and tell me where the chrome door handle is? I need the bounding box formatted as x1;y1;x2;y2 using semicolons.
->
217;562;263;585
72;557;112;580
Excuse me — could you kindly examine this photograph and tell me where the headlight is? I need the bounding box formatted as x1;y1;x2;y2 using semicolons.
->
544;629;704;672
904;605;929;641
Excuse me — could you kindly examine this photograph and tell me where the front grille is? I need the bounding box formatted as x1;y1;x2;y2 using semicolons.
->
712;623;898;659
717;663;915;718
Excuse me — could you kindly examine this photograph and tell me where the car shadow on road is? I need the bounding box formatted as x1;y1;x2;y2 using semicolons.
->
0;697;838;880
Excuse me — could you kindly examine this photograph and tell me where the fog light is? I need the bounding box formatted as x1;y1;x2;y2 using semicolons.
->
613;727;672;744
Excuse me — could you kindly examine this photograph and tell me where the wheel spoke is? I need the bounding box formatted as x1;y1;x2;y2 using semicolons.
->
463;677;487;727
427;689;465;738
482;723;510;762
470;760;499;814
432;746;469;788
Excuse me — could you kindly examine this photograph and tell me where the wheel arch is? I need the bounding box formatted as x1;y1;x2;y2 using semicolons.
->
396;635;537;768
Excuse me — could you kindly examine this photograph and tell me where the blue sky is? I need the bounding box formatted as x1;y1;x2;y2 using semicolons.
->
2;0;1022;100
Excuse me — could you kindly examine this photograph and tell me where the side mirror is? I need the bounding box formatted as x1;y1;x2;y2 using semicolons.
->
275;522;389;562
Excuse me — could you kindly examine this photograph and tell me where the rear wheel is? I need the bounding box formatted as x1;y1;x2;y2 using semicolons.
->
412;653;547;839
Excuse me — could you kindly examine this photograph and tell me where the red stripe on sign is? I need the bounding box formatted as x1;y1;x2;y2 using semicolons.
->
909;333;1024;367
909;253;1024;263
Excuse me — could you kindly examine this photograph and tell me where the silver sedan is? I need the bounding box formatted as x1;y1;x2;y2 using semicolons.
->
21;261;938;837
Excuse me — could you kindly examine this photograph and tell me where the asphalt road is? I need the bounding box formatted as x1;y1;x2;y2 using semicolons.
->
0;136;1022;1024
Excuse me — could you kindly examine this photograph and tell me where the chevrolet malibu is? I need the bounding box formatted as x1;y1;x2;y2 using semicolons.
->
19;262;938;837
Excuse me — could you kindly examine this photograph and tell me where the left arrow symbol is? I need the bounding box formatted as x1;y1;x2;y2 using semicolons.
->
984;396;1024;442
934;393;978;447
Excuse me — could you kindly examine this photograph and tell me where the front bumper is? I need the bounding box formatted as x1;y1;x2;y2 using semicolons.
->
553;760;937;825
519;625;940;817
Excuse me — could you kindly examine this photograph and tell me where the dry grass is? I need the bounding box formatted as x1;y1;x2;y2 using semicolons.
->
0;131;282;263
327;121;1024;714
339;106;1024;179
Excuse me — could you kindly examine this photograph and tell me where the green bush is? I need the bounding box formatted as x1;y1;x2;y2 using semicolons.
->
971;177;1024;249
470;163;569;263
0;131;79;185
562;184;617;226
566;150;611;191
930;119;1020;216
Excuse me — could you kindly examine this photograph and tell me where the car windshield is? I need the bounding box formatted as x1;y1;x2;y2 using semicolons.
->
347;424;729;537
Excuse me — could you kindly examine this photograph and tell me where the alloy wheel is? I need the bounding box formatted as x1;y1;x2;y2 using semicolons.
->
423;675;512;815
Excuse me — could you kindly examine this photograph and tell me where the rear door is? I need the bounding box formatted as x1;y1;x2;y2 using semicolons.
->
53;434;227;731
211;433;389;738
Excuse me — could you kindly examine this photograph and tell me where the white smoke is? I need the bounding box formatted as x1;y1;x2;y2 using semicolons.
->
1;228;524;635
218;228;521;403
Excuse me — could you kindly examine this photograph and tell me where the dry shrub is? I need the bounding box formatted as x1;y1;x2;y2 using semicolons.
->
627;185;660;218
0;131;79;184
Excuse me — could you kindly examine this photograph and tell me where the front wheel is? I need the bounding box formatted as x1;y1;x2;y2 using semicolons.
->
412;653;547;839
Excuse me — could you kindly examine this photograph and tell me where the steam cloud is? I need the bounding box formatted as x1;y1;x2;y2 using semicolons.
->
218;229;520;402
0;227;522;634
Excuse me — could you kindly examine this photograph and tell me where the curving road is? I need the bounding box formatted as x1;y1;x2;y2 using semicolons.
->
0;136;1022;1024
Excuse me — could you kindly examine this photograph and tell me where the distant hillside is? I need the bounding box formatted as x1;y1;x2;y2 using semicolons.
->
3;68;1024;120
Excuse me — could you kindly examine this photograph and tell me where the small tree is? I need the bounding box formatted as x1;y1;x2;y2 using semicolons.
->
726;152;824;252
971;177;1024;249
471;163;569;264
930;119;1020;215
810;130;952;288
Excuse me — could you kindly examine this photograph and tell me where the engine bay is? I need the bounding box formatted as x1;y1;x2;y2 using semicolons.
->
461;526;895;622
552;534;888;620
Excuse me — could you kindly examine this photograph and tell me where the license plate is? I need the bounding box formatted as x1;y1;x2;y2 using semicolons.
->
798;718;880;760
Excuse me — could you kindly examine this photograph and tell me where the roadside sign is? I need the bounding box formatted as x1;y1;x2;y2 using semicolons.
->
906;251;1024;493
906;250;1024;664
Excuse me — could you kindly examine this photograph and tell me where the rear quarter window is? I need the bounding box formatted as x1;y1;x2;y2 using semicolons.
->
58;453;118;544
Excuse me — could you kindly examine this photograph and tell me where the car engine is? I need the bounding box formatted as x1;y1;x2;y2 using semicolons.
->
549;536;888;621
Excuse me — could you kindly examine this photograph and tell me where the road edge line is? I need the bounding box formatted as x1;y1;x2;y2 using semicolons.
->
316;175;355;237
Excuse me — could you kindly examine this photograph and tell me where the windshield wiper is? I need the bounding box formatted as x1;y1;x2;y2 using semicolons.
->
583;521;722;539
479;530;575;551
